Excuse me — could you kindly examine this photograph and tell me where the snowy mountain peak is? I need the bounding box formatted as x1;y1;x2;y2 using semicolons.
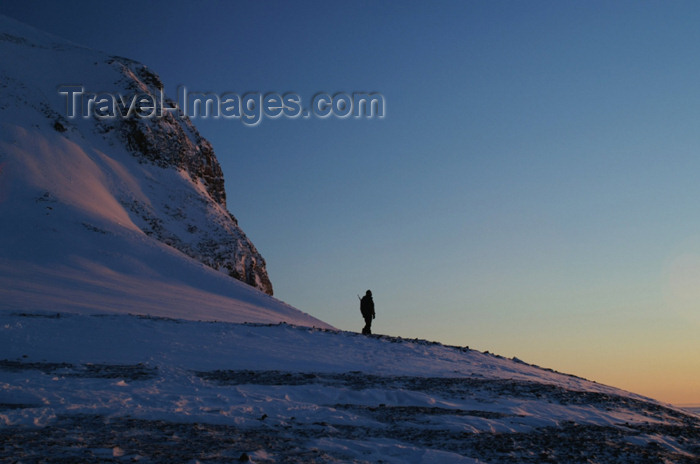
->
0;15;272;295
0;15;324;324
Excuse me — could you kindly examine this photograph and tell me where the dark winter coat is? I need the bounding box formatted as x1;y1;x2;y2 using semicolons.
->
360;295;375;320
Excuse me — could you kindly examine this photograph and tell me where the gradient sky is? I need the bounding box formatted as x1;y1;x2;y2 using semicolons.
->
2;1;699;405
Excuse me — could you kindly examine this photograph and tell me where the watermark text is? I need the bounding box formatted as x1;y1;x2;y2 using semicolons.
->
58;86;385;126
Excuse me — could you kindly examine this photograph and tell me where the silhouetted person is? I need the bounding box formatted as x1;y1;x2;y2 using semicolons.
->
360;290;375;335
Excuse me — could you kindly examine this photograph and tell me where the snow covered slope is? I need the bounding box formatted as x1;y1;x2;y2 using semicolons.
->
1;16;698;463
0;15;331;327
1;312;699;463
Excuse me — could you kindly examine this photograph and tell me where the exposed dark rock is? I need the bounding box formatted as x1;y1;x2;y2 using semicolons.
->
0;28;274;295
90;56;273;294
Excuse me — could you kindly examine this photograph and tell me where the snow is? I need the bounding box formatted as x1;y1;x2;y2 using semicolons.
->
0;15;320;326
1;312;699;462
1;14;699;462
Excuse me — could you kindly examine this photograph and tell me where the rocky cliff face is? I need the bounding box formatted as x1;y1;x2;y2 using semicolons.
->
106;57;227;205
0;15;273;295
103;57;273;295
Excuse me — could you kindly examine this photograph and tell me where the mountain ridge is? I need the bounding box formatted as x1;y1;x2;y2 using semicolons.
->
0;13;272;296
0;14;328;327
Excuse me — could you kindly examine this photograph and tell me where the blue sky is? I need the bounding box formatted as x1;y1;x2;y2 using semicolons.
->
3;1;700;404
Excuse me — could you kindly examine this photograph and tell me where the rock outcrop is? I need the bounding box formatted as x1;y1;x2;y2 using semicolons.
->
0;15;273;295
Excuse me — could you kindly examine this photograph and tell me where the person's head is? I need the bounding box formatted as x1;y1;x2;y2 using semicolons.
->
366;290;372;296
